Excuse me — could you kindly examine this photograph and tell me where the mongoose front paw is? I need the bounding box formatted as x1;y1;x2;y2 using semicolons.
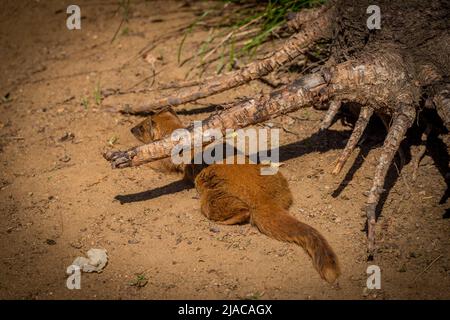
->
103;150;133;169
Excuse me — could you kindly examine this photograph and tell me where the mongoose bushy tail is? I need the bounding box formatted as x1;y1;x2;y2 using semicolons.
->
196;164;341;283
251;205;340;283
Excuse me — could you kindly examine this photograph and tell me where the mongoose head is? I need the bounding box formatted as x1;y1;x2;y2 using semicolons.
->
130;107;183;143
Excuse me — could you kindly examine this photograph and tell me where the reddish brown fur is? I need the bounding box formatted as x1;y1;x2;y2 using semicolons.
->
131;108;186;176
131;108;340;283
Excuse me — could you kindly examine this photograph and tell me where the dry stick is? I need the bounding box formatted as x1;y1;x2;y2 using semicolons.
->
158;78;204;90
186;5;330;82
116;21;195;72
101;68;166;98
332;106;373;174
411;146;426;181
120;8;331;114
378;113;407;168
413;255;443;282
125;69;158;91
104;72;326;168
111;16;126;44
180;27;260;79
197;16;262;65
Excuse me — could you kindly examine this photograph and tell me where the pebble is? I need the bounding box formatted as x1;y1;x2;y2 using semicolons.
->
45;239;56;245
70;241;83;249
210;227;220;233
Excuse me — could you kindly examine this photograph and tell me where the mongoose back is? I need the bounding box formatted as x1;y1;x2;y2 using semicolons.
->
131;108;340;283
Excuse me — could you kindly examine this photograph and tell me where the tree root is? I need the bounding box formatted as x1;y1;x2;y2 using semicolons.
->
365;104;416;256
285;5;331;33
104;72;326;167
119;7;332;114
433;83;450;130
332;106;373;175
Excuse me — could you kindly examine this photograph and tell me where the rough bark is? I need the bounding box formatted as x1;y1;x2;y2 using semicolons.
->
332;106;373;175
366;104;416;256
105;0;450;255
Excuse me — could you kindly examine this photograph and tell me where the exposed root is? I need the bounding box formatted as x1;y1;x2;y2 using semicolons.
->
106;52;424;258
332;106;373;175
120;8;332;114
366;104;416;256
285;4;331;33
104;72;326;167
433;83;450;130
320;100;341;130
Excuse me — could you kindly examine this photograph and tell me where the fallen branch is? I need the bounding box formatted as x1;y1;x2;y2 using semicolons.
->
118;7;332;114
104;72;326;168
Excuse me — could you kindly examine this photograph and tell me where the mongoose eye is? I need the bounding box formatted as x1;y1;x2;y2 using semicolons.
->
130;126;141;136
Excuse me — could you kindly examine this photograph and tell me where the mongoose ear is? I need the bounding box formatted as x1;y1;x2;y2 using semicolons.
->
156;107;183;126
157;106;178;117
130;124;144;141
166;106;178;117
130;117;154;142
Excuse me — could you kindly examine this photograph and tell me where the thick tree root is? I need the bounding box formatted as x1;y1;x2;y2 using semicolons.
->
332;106;373;175
366;104;416;256
104;73;326;167
120;7;332;114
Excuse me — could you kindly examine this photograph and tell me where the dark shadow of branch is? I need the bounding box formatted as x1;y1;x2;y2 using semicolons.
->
115;179;192;204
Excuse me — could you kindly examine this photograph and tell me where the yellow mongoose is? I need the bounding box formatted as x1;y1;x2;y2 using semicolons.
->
131;108;340;283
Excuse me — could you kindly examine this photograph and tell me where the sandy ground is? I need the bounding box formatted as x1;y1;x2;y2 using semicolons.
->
0;0;449;300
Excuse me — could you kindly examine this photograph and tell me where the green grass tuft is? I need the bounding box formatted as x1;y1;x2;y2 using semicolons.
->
179;0;326;76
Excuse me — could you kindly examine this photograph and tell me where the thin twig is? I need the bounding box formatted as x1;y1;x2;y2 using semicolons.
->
414;255;443;281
